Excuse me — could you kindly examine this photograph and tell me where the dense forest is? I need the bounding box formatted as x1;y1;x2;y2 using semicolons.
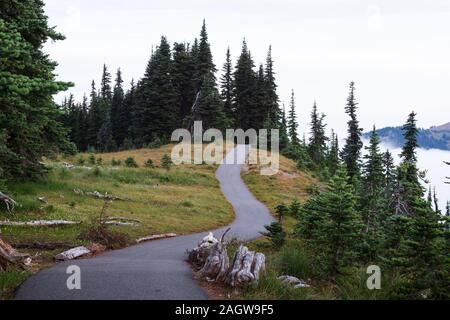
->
59;21;282;153
1;0;449;300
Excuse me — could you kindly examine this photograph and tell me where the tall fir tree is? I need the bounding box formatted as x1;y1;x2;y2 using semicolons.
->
264;46;280;129
279;104;290;152
327;130;340;176
111;68;126;147
233;40;258;130
287;90;300;145
172;42;196;125
360;127;385;260
382;150;396;205
341;81;363;182
308;101;328;164
220;47;235;127
133;36;178;144
194;20;216;93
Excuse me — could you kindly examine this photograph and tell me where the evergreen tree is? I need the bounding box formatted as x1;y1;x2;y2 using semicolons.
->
327;130;340;176
87;80;103;149
172;42;196;125
194;20;216;92
0;0;74;179
264;46;280;128
279;104;290;152
308;101;328;164
220;47;235;126
255;64;269;129
383;150;396;204
287;90;299;145
296;164;363;281
100;64;112;103
233;40;258;130
97;112;116;152
341;82;363;181
360;127;385;260
111;68;126;147
133;36;178;144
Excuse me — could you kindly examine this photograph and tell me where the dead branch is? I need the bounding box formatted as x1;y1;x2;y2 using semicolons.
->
136;233;177;243
0;220;80;227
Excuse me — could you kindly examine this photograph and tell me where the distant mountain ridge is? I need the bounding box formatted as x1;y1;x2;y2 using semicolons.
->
363;122;450;151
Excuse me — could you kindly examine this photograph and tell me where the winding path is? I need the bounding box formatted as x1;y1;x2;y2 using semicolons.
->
15;145;274;300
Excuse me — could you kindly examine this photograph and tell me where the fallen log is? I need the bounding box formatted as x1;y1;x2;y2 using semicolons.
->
73;189;129;201
55;246;91;261
0;191;17;213
11;242;74;250
136;233;177;243
0;220;80;227
277;275;310;288
0;237;32;271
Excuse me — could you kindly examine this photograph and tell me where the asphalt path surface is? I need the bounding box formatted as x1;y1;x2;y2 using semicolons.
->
15;145;274;300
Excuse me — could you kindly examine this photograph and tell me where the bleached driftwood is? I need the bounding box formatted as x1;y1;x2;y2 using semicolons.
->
0;220;80;227
73;189;129;201
136;233;177;243
37;196;48;204
0;191;17;213
188;230;266;288
55;246;91;261
0;237;32;271
225;244;266;287
61;162;75;169
188;232;220;269
277;275;310;288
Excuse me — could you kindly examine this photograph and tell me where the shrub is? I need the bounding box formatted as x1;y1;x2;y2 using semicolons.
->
261;222;286;248
305;184;320;196
144;159;155;168
96;157;103;166
88;154;96;165
161;154;173;170
289;199;301;217
125;157;138;168
93;166;102;177
77;156;85;165
111;158;122;166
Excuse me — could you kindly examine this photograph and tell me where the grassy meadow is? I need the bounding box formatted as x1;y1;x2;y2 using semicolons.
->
0;144;236;298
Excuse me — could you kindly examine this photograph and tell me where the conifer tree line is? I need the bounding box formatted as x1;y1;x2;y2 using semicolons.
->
61;21;283;152
275;83;449;298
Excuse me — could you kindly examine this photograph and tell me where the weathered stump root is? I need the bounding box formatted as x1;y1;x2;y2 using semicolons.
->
0;237;31;271
188;229;265;288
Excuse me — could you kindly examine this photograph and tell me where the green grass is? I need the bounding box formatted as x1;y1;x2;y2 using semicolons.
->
0;146;236;298
0;268;30;299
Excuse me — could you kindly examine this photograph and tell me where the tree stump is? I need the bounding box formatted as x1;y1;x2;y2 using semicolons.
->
188;230;266;288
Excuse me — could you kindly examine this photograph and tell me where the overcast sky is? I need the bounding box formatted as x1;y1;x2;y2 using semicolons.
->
43;0;450;138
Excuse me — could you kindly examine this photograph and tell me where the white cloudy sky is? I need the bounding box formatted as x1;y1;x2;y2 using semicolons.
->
43;0;450;138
